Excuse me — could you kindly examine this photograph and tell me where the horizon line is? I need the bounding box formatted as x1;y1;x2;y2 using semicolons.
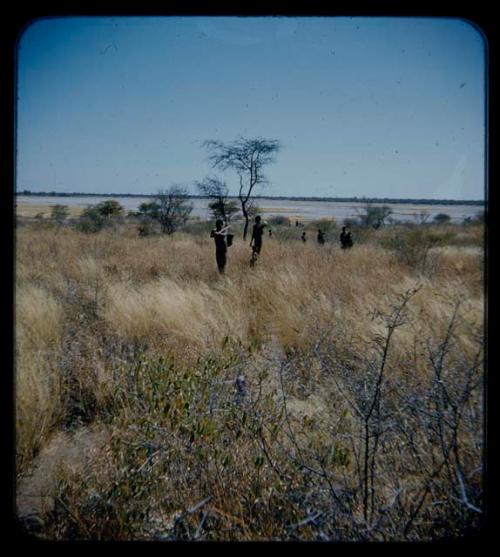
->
16;190;485;204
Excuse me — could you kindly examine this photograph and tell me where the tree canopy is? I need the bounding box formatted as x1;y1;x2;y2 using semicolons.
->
144;186;194;234
203;136;281;239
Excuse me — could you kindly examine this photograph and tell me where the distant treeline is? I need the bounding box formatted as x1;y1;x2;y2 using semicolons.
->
16;190;484;206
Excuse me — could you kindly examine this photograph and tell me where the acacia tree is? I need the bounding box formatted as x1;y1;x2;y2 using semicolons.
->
358;204;393;229
195;176;240;223
203;137;281;240
153;185;193;234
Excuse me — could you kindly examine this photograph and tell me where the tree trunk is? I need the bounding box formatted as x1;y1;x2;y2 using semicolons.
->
240;197;249;241
242;211;249;241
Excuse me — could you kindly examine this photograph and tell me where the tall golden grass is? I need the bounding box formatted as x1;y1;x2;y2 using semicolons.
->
16;284;64;470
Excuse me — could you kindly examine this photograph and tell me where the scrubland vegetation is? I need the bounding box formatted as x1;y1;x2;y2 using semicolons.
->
15;213;484;541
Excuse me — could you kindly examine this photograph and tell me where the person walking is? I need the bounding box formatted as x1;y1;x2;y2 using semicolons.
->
250;215;266;265
210;219;230;273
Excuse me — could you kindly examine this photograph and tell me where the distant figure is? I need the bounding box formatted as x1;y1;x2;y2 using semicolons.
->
317;229;325;245
210;219;229;273
301;231;307;243
340;226;353;250
295;220;299;227
269;228;273;237
250;215;266;264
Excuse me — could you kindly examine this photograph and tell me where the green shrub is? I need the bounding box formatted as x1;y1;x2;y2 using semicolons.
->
95;200;124;218
433;213;451;225
75;206;109;233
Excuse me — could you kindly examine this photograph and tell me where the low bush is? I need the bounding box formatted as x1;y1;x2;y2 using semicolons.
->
75;206;109;233
380;227;455;272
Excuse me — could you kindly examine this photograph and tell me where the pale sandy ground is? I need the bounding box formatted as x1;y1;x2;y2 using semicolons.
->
16;204;84;218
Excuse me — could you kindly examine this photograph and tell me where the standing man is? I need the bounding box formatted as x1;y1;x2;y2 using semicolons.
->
317;229;325;245
340;226;353;250
250;215;266;264
210;219;229;273
301;231;307;243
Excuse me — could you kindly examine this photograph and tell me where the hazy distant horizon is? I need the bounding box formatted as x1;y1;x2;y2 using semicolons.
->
16;189;484;203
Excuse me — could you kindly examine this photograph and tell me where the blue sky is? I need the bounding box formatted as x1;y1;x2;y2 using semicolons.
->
16;16;486;200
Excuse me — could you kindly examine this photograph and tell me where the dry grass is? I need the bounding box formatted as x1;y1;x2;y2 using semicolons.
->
15;220;485;540
16;285;64;470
